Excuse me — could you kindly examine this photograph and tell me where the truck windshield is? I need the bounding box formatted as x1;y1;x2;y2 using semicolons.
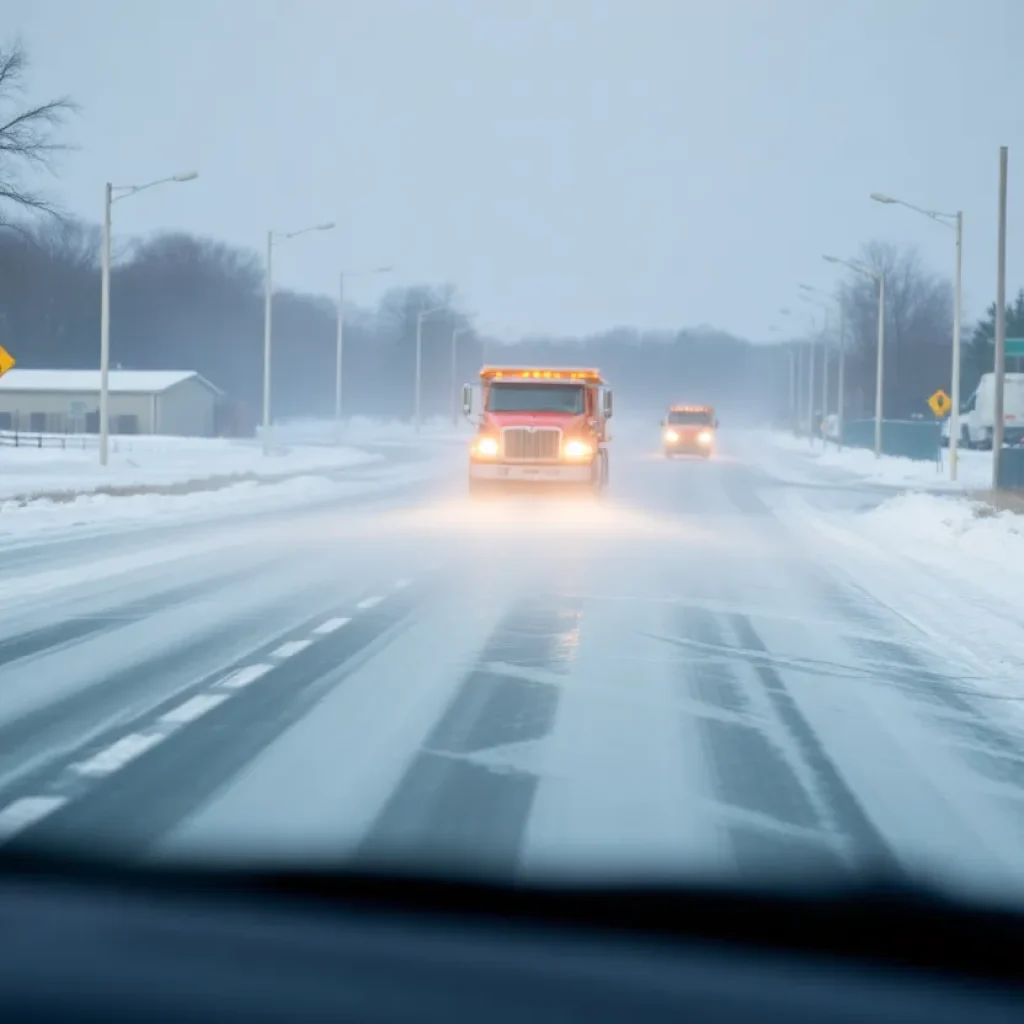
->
668;410;712;425
487;383;585;414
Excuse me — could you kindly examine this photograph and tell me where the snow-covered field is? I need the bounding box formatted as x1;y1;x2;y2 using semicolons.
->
0;417;470;537
0;461;446;543
0;433;382;501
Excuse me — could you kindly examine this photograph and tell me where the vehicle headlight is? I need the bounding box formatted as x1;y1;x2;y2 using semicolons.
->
563;439;593;459
473;436;499;457
664;429;679;442
697;430;712;444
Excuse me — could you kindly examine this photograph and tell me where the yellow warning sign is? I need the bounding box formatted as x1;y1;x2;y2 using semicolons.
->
0;344;14;380
927;389;951;418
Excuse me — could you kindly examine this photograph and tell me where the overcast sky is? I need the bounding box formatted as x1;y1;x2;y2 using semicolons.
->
6;0;1022;340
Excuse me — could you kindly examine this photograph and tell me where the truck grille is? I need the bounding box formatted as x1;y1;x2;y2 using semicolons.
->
502;427;561;461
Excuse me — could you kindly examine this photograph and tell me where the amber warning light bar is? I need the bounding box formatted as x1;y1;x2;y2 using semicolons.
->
480;367;603;382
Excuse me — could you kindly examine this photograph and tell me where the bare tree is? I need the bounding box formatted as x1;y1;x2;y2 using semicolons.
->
0;41;77;223
840;242;952;353
838;242;954;417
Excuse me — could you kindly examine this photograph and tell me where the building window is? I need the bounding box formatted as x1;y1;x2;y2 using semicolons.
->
29;412;46;433
0;412;11;431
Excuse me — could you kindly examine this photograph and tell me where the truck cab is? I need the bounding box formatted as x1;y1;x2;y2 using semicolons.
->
462;367;612;496
662;405;716;458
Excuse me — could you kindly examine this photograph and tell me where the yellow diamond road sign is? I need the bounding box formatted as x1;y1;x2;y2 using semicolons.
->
927;389;951;418
0;344;14;380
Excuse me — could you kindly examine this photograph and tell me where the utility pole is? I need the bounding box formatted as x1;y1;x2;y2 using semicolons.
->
993;146;1009;488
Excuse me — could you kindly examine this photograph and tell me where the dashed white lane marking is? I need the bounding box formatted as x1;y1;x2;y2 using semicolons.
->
160;693;229;726
218;663;273;690
0;796;67;840
270;639;312;659
394;578;411;590
0;590;405;844
313;616;351;635
73;733;164;778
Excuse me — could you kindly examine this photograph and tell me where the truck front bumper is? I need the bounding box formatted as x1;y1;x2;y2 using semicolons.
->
469;462;593;483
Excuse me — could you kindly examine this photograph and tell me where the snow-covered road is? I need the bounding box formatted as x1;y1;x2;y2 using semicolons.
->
1;429;1024;901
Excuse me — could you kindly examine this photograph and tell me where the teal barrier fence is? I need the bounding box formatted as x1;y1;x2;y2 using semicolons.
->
840;419;941;462
997;447;1024;490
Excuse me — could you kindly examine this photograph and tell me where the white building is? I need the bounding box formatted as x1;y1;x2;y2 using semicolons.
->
0;369;223;437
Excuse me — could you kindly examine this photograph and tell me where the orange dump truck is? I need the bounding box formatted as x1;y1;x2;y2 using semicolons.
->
462;366;613;496
661;404;717;458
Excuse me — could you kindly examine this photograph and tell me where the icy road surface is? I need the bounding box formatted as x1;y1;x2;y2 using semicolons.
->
2;431;1024;898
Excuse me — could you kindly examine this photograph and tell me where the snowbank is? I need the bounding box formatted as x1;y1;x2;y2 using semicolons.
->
0;461;438;541
780;486;1024;615
764;429;992;490
861;492;1024;571
0;434;381;502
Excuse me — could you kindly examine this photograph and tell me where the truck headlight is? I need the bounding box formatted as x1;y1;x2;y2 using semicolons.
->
563;439;593;459
664;429;679;442
697;430;712;444
473;436;499;457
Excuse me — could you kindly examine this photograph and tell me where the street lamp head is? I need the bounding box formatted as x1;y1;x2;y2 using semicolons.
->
870;192;896;204
316;222;336;232
172;171;199;183
798;283;814;292
822;255;840;265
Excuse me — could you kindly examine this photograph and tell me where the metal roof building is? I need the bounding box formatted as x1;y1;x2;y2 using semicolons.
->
0;369;223;437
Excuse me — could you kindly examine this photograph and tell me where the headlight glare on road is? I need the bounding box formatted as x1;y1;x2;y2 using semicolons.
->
473;436;499;457
698;430;712;444
563;439;593;459
664;429;679;443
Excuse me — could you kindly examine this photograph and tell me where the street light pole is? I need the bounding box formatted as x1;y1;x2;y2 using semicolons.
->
451;326;472;426
800;284;843;446
98;171;198;466
837;305;846;450
870;193;964;479
824;254;885;457
789;344;797;423
807;331;816;446
262;229;273;456
822;312;829;425
99;182;112;467
874;272;885;458
414;304;446;432
951;210;963;479
776;307;796;431
261;221;336;455
333;265;391;441
335;271;344;436
993;146;1009;489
